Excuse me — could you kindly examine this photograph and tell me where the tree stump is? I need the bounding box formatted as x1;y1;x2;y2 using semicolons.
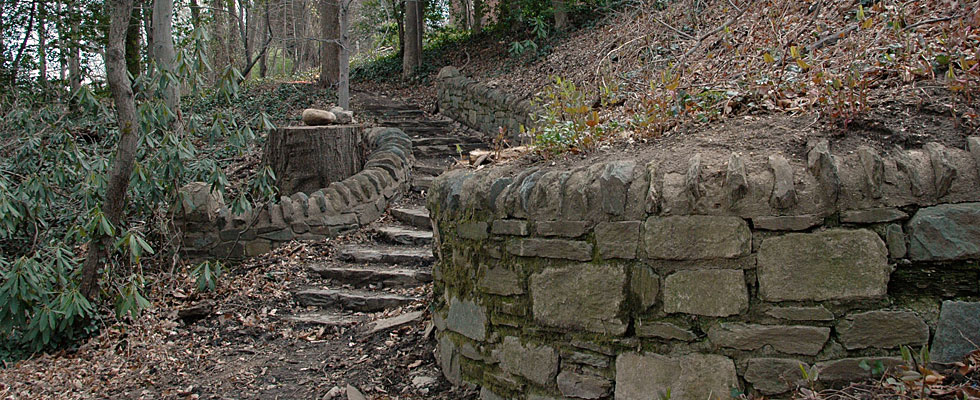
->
263;125;365;195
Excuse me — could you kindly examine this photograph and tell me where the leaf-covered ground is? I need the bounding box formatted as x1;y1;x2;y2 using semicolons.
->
0;220;476;400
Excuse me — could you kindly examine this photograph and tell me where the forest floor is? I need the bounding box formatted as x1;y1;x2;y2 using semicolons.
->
0;201;477;399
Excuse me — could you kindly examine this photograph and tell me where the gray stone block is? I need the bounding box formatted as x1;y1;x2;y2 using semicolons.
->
707;323;830;355
837;310;929;350
744;358;809;395
630;265;660;311
506;238;593;261
530;263;626;334
457;221;489;240
663;269;747;317
814;357;903;384
757;229;889;301
478;266;523;296
615;352;738;400
436;334;462;386
841;208;908;224
595;221;641;259
600;161;635;215
491;219;529;236
494;336;558;387
446;297;487;341
886;223;907;259
535;220;591;238
557;369;611;399
931;301;980;363
643;216;751;260
908;203;980;261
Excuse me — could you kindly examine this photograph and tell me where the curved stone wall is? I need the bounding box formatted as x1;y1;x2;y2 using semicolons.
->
175;127;413;260
426;137;980;399
436;66;539;140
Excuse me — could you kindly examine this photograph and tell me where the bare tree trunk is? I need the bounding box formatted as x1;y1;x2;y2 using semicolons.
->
319;0;339;86
472;0;482;33
229;0;248;74
337;0;349;108
401;0;419;78
416;0;423;51
189;0;201;29
38;0;48;85
81;0;140;299
151;0;179;115
396;0;404;57
13;0;38;81
259;0;269;77
553;0;568;31
69;47;81;92
124;1;141;78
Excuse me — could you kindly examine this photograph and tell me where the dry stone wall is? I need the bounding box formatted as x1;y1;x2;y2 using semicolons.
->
426;137;980;399
436;66;539;141
175;127;412;260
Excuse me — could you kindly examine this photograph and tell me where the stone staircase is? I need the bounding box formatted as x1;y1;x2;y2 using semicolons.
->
284;92;483;336
353;90;485;193
287;205;435;332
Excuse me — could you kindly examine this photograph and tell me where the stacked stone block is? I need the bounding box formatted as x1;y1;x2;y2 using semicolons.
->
436;66;540;141
427;137;980;399
175;127;413;260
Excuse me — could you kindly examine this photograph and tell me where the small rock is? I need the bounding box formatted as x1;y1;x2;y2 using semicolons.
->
411;376;437;388
323;386;344;399
302;108;337;125
346;384;367;400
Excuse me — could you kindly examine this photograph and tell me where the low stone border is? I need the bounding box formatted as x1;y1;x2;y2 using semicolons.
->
426;137;980;399
436;66;539;141
175;127;413;260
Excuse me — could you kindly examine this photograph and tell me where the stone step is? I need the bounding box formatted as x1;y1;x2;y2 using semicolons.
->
338;244;433;265
309;264;432;287
373;225;433;245
412;176;434;192
360;311;425;336
414;164;447;176
284;312;364;327
382;119;452;127
391;206;431;230
411;136;483;146
414;143;483;157
294;288;417;312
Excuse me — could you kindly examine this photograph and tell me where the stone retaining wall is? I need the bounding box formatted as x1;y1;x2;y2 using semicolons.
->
426;137;980;399
175;127;413;260
436;66;539;141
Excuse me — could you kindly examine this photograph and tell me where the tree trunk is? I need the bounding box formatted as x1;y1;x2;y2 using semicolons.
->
337;0;349;108
259;0;269;77
38;0;48;85
396;2;404;57
401;0;419;78
319;0;339;86
124;1;141;78
553;0;568;31
229;0;248;74
416;0;423;52
472;0;482;33
12;0;38;81
151;0;179;115
189;0;201;30
80;0;140;299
